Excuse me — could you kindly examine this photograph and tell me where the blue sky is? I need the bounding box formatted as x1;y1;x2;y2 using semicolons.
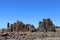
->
0;0;60;28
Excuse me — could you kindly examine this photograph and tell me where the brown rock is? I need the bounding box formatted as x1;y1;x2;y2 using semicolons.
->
7;20;36;32
25;24;36;32
37;18;56;32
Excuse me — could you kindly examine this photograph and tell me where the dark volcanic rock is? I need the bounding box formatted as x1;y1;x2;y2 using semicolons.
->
37;18;56;32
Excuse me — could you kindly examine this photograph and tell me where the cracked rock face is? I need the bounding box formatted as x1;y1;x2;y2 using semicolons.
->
7;20;36;32
0;18;56;36
7;19;56;32
37;18;56;32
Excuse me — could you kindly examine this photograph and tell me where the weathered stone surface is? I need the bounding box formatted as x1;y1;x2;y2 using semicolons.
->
7;19;56;32
0;18;60;40
7;20;36;32
24;24;36;32
37;18;56;32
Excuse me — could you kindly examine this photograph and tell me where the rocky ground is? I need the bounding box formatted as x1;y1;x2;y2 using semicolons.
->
0;32;60;40
0;18;60;40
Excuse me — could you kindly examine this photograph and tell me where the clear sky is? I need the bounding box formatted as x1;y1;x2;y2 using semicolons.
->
0;0;60;28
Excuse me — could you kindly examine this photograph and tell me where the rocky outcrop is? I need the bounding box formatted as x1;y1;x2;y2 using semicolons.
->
24;24;36;32
0;18;59;40
37;18;56;32
7;20;36;32
7;18;56;32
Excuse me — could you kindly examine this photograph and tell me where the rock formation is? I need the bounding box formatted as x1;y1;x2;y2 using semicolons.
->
0;18;59;40
37;18;56;32
7;20;36;32
24;24;36;32
7;18;56;32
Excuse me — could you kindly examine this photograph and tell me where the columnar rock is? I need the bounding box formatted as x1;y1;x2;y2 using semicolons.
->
7;19;56;32
16;21;24;31
7;23;10;28
25;24;36;32
7;23;10;32
7;20;36;32
10;24;13;32
13;23;16;31
37;18;56;32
